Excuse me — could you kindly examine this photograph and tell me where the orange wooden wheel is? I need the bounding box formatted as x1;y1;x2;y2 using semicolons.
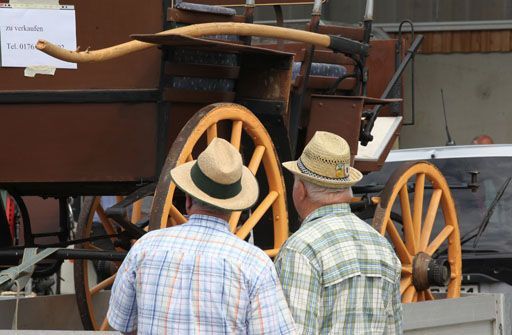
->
372;161;462;303
74;196;144;330
149;103;289;257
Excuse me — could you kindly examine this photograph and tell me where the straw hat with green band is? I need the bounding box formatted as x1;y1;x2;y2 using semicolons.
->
282;131;363;188
170;138;259;211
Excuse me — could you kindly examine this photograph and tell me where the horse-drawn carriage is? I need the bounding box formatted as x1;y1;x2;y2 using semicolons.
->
0;0;462;330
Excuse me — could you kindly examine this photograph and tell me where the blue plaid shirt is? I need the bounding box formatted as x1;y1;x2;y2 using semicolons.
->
108;214;296;334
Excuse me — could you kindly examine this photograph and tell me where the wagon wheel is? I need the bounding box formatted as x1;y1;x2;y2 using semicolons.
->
75;103;288;330
372;161;462;303
74;196;144;330
150;103;289;257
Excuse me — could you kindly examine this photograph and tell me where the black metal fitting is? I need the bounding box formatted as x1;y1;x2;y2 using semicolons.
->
428;258;451;287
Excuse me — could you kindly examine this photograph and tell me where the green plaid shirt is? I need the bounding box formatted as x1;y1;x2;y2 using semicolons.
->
275;204;402;335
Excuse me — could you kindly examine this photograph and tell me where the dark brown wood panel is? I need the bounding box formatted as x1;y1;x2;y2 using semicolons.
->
394;29;512;54
306;96;363;157
0;0;162;90
0;103;157;182
164;63;240;79
365;39;402;115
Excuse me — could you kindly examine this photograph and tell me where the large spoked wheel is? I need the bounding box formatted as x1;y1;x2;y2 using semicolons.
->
372;161;462;303
74;196;144;330
150;103;289;257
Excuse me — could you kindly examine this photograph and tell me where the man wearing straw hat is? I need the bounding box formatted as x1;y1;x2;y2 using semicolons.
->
275;131;402;334
107;138;296;334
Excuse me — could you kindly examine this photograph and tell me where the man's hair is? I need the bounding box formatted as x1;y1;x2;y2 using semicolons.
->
472;134;494;145
296;177;353;204
190;196;231;215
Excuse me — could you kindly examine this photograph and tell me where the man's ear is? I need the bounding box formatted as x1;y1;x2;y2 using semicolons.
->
185;194;193;214
296;179;307;201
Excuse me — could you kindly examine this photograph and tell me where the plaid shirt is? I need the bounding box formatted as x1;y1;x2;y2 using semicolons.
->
275;204;402;335
108;214;296;334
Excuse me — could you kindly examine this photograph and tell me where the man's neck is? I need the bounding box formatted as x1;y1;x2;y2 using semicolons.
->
188;209;230;223
300;201;349;222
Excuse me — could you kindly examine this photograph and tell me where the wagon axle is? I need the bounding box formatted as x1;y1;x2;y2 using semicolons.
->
412;252;450;291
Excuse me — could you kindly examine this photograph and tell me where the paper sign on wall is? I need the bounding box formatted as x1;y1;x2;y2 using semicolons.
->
0;4;77;69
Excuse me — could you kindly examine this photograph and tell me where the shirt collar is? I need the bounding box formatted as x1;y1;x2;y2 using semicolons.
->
301;203;351;228
186;214;231;233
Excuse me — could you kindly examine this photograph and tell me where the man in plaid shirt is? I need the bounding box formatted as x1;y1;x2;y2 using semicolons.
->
108;138;295;334
276;131;402;334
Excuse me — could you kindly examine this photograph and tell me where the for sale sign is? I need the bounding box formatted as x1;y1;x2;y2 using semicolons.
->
0;4;77;69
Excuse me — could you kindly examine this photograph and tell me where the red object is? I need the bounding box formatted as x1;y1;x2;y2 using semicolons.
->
5;195;16;241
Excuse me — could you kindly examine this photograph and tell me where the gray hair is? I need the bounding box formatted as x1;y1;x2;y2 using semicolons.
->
190;196;231;215
295;176;353;204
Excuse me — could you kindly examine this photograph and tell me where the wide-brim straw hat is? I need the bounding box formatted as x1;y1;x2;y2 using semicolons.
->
282;131;362;188
170;138;259;211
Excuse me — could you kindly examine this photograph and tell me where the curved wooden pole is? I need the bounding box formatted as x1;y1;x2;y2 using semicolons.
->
36;22;364;63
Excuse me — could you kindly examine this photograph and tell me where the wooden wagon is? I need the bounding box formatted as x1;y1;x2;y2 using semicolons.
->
0;0;463;330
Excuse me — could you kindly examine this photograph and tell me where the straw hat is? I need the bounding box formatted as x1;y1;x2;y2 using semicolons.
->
282;131;362;188
170;138;259;211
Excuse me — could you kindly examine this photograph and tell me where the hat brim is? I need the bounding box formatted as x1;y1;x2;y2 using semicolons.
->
170;161;259;211
282;160;362;188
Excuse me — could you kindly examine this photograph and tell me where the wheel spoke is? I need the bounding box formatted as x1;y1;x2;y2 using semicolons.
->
419;189;442;251
426;225;454;255
425;289;435;300
247;145;266;175
399;185;417;254
228;211;242;233
401;265;412;275
236;191;278;240
84;243;103;251
96;205;116;236
413;173;425;243
131;199;142;224
386;219;413;264
100;316;109;331
230;120;243;150
264;248;280;257
206;123;218;144
169;203;187;225
90;273;116;295
402;285;416;303
400;276;412;294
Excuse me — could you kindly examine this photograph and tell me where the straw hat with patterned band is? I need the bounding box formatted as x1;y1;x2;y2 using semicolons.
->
170;138;259;211
282;131;363;188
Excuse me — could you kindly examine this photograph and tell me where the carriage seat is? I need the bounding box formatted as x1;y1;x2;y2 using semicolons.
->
292;62;347;80
175;1;237;16
169;3;240;95
169;49;238;92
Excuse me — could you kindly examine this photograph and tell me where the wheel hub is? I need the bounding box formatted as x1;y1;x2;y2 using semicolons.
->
412;252;450;291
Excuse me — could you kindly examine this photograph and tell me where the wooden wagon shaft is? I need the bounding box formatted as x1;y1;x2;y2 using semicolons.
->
36;22;368;63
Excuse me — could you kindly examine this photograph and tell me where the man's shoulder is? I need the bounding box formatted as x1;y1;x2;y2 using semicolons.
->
281;212;400;279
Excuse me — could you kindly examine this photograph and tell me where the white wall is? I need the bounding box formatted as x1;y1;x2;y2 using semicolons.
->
399;52;512;148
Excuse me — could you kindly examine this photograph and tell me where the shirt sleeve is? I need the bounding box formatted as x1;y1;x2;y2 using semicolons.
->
246;261;297;335
107;246;139;333
275;248;322;335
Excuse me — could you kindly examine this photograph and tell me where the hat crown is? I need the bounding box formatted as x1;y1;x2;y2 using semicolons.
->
300;131;351;179
197;138;242;184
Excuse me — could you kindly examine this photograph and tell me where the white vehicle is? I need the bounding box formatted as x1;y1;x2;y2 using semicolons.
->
362;144;512;334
